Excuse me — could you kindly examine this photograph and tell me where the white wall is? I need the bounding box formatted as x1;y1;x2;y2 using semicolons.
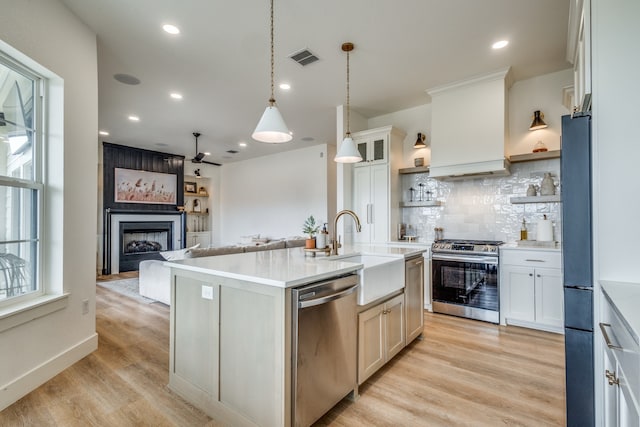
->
219;144;335;245
368;104;432;169
508;69;573;156
0;0;98;409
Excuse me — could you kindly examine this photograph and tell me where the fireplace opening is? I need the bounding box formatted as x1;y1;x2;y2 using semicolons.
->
119;221;173;272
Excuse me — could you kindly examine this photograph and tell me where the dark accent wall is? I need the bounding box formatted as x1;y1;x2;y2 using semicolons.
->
103;142;185;210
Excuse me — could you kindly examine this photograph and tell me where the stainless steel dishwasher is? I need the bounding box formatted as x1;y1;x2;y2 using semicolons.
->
291;274;358;427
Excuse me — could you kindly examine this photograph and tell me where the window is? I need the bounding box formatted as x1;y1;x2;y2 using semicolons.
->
0;52;43;306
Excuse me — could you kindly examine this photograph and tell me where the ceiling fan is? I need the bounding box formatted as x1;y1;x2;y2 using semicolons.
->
190;132;221;166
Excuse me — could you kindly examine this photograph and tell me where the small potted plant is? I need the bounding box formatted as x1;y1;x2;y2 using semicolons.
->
302;215;320;249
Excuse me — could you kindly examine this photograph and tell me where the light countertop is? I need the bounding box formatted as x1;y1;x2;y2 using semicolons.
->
339;243;428;258
165;244;428;289
600;280;640;345
501;242;561;252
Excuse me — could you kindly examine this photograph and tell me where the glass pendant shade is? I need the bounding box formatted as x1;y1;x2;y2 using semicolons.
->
529;110;548;131
334;135;362;163
252;104;292;143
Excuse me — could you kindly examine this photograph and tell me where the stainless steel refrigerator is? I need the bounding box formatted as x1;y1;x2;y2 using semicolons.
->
561;113;594;427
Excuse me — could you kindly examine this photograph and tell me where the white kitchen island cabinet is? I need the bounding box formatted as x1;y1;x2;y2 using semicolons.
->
500;247;564;333
170;271;287;426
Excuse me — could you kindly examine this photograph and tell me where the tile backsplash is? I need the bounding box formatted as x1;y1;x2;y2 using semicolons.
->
399;159;561;243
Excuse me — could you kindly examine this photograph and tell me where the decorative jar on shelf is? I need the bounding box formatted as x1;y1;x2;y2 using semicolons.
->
540;173;556;196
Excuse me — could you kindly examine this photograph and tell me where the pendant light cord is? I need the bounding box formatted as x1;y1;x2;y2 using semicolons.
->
269;0;275;106
346;47;350;136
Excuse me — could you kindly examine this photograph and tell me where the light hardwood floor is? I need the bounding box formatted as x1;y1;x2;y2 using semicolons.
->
0;285;565;426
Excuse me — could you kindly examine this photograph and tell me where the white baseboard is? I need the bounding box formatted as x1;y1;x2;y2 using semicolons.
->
0;333;98;411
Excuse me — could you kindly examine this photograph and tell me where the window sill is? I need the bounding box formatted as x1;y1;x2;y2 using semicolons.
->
0;293;69;333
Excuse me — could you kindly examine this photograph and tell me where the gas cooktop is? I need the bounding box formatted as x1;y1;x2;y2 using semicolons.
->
431;239;504;255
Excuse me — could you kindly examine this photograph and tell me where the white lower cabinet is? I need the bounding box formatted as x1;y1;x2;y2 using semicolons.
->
404;255;425;343
601;291;640;427
500;249;563;333
603;346;639;427
358;293;405;385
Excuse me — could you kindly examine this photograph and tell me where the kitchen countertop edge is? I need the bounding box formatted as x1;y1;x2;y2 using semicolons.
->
600;280;640;346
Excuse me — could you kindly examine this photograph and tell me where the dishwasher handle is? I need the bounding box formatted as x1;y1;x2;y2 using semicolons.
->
298;284;358;309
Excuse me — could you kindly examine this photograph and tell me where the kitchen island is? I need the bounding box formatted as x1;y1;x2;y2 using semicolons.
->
165;244;426;427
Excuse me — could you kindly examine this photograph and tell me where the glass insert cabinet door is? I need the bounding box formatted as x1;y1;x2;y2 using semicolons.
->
356;138;387;164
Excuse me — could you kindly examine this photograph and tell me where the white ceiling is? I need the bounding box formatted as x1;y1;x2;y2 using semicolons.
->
61;0;571;164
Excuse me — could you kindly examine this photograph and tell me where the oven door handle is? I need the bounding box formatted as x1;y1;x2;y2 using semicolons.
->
431;253;499;265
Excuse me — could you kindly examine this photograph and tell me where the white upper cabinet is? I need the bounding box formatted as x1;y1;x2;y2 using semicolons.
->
567;0;591;112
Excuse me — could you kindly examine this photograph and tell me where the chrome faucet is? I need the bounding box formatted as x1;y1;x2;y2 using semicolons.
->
332;210;362;255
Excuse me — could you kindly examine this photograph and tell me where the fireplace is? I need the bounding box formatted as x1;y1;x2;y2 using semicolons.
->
118;221;173;272
103;209;186;275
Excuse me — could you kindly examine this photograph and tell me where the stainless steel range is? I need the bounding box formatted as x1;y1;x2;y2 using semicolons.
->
431;239;502;323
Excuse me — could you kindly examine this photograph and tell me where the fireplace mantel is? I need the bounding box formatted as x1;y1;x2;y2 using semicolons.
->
103;208;186;275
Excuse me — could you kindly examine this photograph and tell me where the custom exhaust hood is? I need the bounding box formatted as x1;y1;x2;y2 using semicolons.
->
427;68;513;179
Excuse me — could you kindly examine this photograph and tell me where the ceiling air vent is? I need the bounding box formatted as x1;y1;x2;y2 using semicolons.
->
289;49;319;66
226;150;239;154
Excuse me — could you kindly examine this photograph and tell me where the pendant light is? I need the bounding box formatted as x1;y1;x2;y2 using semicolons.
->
414;132;426;148
529;110;548;131
252;0;292;143
335;42;363;163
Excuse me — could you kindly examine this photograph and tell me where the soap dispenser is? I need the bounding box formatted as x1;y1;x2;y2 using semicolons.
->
316;223;328;249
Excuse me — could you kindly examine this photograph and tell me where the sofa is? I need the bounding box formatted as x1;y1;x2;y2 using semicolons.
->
139;238;306;305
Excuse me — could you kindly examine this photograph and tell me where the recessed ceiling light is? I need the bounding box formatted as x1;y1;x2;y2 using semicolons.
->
170;92;183;100
238;142;247;148
204;152;211;156
128;115;140;122
279;83;291;90
492;40;509;49
163;24;180;35
99;130;109;136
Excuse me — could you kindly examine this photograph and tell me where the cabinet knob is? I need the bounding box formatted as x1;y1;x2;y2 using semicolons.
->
536;274;541;278
529;273;534;277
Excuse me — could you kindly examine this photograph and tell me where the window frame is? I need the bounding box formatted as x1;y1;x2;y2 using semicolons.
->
0;50;45;309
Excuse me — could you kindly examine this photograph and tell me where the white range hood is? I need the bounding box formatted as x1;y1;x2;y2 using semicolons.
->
427;68;513;179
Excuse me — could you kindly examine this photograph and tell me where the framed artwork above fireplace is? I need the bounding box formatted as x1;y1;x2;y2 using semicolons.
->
114;168;177;205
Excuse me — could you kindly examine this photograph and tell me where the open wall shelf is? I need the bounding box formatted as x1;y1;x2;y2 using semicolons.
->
510;195;561;204
399;201;443;208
